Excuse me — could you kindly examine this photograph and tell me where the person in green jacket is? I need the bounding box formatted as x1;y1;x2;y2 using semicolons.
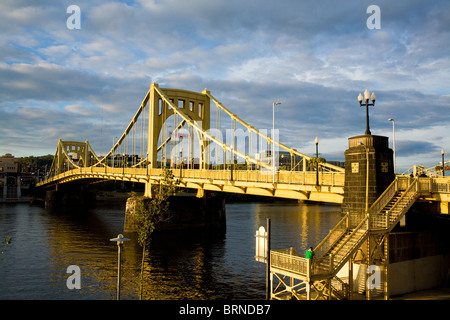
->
305;247;315;259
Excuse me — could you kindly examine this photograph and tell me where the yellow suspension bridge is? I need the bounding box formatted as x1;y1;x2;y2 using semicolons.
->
37;82;345;203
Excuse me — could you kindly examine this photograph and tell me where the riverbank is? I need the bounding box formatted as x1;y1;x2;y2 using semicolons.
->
0;196;33;203
390;287;450;300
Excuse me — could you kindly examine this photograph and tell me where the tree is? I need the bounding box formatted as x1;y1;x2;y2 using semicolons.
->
20;154;53;172
133;168;179;299
309;157;326;169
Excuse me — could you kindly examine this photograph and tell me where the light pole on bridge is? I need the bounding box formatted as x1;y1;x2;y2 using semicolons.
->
112;136;117;173
358;89;376;135
272;102;281;184
315;136;319;186
179;148;183;178
442;149;445;177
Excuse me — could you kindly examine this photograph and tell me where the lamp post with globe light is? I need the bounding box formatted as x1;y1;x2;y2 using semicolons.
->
272;102;281;183
110;234;130;300
315;136;319;186
358;89;376;135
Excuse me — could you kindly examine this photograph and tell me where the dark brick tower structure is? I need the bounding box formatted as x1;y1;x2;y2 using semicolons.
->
341;134;395;215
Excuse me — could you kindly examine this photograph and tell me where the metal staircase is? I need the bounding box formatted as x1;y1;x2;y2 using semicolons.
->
270;176;420;300
368;177;420;231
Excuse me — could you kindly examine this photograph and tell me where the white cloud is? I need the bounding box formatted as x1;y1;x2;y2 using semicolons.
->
64;104;94;116
0;0;449;169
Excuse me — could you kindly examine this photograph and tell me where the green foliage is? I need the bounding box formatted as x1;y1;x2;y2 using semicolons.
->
134;200;157;248
309;157;326;169
135;168;179;300
435;165;449;172
20;154;53;170
134;168;179;249
128;191;138;198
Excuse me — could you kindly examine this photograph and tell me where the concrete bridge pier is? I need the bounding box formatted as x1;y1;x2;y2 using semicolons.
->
124;195;226;234
45;185;96;208
144;181;152;198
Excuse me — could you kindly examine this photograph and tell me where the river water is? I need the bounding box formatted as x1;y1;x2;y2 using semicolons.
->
0;198;341;300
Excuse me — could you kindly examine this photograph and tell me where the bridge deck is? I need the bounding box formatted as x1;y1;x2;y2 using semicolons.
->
37;167;345;203
36;166;450;205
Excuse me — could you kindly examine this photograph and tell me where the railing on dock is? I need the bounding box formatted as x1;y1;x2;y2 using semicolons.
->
270;248;310;277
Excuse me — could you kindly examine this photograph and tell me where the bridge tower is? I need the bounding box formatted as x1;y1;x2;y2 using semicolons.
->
147;82;211;170
144;83;211;197
55;140;95;174
341;134;395;216
341;134;395;299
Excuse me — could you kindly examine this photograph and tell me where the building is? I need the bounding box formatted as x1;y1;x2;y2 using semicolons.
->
0;153;21;200
0;153;21;175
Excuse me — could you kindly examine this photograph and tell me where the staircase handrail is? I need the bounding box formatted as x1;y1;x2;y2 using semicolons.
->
388;177;418;214
330;275;350;300
367;177;400;217
326;216;369;274
313;212;349;258
312;215;369;277
371;178;419;230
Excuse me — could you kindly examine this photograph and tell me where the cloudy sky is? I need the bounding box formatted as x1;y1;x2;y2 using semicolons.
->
1;0;449;172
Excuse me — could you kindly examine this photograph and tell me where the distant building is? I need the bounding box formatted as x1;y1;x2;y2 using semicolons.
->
256;150;344;171
0;153;21;175
0;153;21;200
257;150;304;170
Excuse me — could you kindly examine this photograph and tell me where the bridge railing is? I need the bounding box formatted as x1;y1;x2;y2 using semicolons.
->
270;248;309;277
178;169;344;187
416;177;450;193
39;164;450;196
431;179;450;193
38;166;345;188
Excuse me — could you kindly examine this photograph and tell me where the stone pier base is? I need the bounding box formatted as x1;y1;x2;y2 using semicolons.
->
124;195;226;233
45;189;96;208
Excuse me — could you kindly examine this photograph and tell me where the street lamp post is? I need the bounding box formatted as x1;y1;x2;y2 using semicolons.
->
442;149;445;177
179;148;183;178
110;234;130;300
360;142;370;215
388;118;396;173
112;136;117;173
230;146;234;181
272;102;281;183
315;136;319;186
358;89;376;135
